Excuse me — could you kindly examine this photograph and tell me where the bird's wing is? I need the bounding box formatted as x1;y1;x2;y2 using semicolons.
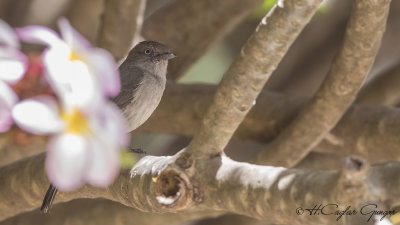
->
112;65;145;110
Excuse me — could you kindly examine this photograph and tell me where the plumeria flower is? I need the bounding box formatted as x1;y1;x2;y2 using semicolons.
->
16;18;120;112
0;81;18;133
0;19;27;133
12;96;129;191
0;19;27;84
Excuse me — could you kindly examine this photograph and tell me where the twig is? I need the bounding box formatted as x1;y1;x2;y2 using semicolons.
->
185;0;323;158
257;0;392;167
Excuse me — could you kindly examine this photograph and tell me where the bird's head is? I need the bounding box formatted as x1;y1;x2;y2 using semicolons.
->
127;41;175;71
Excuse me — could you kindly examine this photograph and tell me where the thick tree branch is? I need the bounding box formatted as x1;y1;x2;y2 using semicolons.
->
257;0;392;167
65;0;104;45
3;83;400;166
142;0;263;80
0;132;45;166
1;153;399;224
0;199;221;225
97;0;146;61
267;0;351;96
185;0;323;158
142;84;400;163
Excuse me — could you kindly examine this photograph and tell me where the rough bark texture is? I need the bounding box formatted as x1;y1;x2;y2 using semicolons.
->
186;0;323;158
257;0;392;167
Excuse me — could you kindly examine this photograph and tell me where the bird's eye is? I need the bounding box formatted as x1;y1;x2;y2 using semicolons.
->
144;49;151;55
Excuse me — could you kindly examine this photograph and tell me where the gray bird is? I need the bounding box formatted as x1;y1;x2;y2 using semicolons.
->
41;41;175;213
113;41;175;131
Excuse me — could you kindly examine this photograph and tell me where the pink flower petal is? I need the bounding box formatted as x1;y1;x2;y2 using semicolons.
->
58;18;91;51
85;137;120;187
0;81;18;107
0;105;12;133
0;20;19;48
0;47;28;83
15;25;63;47
83;48;120;97
45;134;89;191
12;96;64;135
0;81;17;133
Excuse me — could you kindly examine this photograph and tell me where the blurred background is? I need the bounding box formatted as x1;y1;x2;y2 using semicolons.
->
1;0;400;224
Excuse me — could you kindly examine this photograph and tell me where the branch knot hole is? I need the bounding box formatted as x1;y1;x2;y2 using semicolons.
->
154;169;192;210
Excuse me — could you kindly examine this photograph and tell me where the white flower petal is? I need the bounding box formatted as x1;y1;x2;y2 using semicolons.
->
58;18;90;51
0;20;19;48
0;81;18;107
83;48;120;97
43;49;103;113
0;46;28;84
43;47;74;85
12;96;64;135
0;55;26;83
0;60;25;83
45;134;89;191
15;25;63;47
63;62;103;112
93;102;129;147
85;137;120;187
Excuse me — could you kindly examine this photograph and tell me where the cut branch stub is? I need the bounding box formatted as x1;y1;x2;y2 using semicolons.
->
125;155;193;212
154;169;192;210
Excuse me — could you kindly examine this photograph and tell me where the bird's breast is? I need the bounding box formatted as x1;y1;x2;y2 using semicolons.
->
122;76;165;132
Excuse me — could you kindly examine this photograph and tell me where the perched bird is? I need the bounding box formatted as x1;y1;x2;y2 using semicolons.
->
113;41;175;131
41;41;175;213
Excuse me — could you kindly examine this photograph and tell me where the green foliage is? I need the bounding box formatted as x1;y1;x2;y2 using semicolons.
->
253;0;328;19
120;149;138;169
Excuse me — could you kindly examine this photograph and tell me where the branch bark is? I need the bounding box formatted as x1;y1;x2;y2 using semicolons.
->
1;152;399;225
0;199;221;225
3;83;400;166
141;84;400;163
185;0;323;159
97;0;146;61
65;0;104;45
257;0;392;167
142;0;263;80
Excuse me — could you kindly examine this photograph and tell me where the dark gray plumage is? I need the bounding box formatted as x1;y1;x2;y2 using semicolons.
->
112;41;175;131
41;41;175;213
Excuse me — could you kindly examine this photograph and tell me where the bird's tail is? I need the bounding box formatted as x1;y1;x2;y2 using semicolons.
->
41;184;58;213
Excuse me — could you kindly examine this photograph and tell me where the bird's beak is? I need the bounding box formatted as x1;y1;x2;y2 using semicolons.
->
162;52;176;60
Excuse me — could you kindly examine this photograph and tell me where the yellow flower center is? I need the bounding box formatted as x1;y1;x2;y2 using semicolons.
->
69;51;82;62
60;109;90;134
